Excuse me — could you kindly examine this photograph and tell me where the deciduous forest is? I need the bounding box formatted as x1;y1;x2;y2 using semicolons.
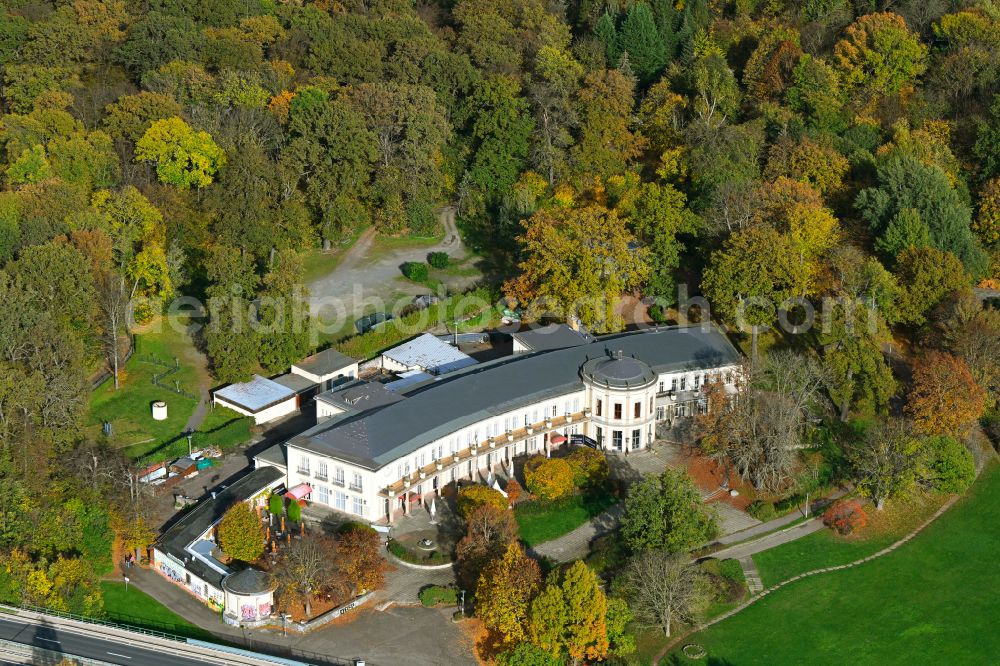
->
0;0;998;632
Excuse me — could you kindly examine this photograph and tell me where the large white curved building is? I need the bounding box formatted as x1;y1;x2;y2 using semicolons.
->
255;325;742;524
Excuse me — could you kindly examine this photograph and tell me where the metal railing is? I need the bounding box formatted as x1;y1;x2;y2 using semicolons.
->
16;603;189;643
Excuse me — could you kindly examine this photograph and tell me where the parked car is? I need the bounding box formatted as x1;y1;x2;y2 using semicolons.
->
355;311;393;334
569;434;600;449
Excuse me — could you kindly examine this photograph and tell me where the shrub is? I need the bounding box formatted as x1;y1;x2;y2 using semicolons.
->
419;585;458;607
217;503;264;563
925;435;976;494
401;261;428;282
338;520;376;535
822;499;869;535
267;493;283;517
427;251;449;268
523;456;575;502
287;499;302;523
565;446;609;488
747;500;776;521
648;303;668;323
457;484;507;517
774;493;806;514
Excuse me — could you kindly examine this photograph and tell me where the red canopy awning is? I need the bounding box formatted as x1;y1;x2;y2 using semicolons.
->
549;434;567;444
286;483;312;500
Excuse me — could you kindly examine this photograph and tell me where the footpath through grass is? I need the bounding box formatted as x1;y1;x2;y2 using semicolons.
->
515;486;618;547
100;582;215;641
751;493;946;587
671;464;1000;665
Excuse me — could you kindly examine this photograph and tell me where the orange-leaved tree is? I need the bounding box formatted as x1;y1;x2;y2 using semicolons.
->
457;484;508;517
907;351;986;437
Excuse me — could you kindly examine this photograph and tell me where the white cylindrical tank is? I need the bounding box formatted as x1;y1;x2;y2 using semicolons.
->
152;401;168;421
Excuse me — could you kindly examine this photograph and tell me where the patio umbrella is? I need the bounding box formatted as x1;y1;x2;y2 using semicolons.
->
486;471;493;486
429;498;437;524
507;459;514;478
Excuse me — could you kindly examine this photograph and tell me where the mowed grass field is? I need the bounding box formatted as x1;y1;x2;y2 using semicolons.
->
671;464;1000;665
100;582;215;641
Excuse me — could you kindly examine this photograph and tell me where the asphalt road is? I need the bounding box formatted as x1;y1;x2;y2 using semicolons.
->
0;616;212;666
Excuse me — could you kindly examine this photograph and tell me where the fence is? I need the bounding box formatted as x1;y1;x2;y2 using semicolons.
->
88;333;136;390
139;353;199;400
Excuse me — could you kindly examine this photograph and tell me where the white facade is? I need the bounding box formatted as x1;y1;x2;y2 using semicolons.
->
214;393;298;425
290;360;358;391
278;361;738;524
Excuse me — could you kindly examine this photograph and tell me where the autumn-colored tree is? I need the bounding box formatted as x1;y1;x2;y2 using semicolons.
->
504;479;522;505
504;203;649;333
457;484;508;517
475;541;541;647
822;499;869;535
523;456;575;501
907;351;986;437
217;502;264;563
335;526;386;594
974;177;1000;246
273;533;341;617
764;136;849;195
564;446;608;488
833;12;927;105
456;504;518;591
571;69;647;181
135;117;226;189
528;561;610;662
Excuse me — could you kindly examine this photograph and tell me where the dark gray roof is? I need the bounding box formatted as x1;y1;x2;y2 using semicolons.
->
155;467;283;588
288;326;740;470
254;444;287;469
512;323;593;351
582;352;657;388
223;568;275;595
272;372;316;394
315;380;405;414
293;348;356;377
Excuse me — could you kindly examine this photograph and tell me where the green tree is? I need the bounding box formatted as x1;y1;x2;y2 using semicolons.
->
116;11;205;77
136;117;226;189
855;153;986;276
467;75;534;200
787;54;846;132
496;643;562;666
528;46;583;185
702;225;795;358
821;302;896;421
217;502;264;563
850;418;924;511
619;2;668;85
103;92;183;143
620;468;719;553
924;435;975;494
892;246;970;326
5;144;52;186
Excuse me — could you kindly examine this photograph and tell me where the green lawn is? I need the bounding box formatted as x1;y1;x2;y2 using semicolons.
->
752;494;946;587
89;317;251;463
100;582;215;641
515;486;618;547
668;465;1000;665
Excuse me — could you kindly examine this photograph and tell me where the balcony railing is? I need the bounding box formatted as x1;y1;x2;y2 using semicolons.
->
314;472;328;482
349;483;363;493
295;467;310;476
380;410;588;496
331;477;345;488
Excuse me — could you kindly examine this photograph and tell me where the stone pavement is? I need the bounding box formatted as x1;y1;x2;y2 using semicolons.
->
738;557;763;595
711;517;827;561
127;565;473;666
530;503;625;562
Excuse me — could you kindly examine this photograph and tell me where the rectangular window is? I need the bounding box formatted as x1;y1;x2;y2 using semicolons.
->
680;376;687;390
596;427;603;445
596;400;602;417
656;406;665;420
694;374;701;388
431;447;438;462
634;402;641;418
352;496;364;515
671;377;678;392
350;472;363;492
298;457;310;475
614;403;622;420
612;430;623;450
659;380;664;393
334;466;345;486
335;491;347;511
318;486;330;505
573;397;580;412
316;461;327;481
632;430;640;450
551;405;558;417
529;437;537;451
